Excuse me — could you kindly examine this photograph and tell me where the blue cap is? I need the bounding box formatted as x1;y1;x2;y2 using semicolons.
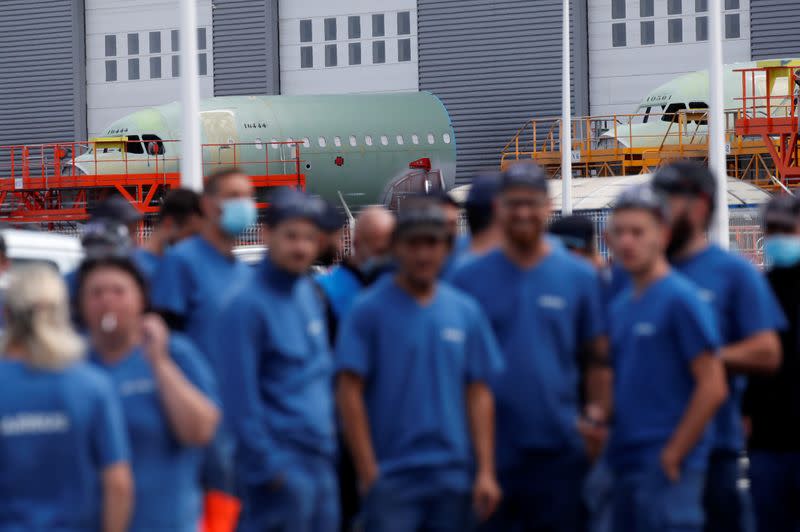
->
499;162;548;193
466;172;501;209
265;188;321;228
310;196;347;232
394;197;449;240
613;184;670;222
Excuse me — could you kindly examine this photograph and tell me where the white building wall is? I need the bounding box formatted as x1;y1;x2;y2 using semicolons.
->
279;0;418;95
85;0;214;138
589;0;751;116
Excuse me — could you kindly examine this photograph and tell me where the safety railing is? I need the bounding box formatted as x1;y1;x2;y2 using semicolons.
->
0;138;306;186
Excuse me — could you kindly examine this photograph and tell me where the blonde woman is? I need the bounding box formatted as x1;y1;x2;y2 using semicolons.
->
0;265;133;532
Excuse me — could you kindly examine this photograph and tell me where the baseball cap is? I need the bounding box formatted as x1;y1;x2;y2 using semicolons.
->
499;162;548;193
652;161;717;210
549;215;596;251
264;188;321;228
466;172;501;209
81;220;133;259
763;194;800;232
613;184;670;222
394;197;449;240
89;195;144;225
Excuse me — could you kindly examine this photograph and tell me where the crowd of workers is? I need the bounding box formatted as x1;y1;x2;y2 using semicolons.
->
0;160;799;532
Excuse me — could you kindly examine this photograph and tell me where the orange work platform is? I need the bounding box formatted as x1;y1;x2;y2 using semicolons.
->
501;68;800;192
734;65;800;186
0;139;306;224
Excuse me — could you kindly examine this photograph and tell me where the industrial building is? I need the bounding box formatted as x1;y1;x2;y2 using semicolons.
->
1;0;798;183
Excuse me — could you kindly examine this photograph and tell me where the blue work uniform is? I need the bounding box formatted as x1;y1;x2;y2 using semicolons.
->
315;263;366;323
150;235;252;368
450;247;606;532
673;244;786;532
132;247;161;284
150;236;251;493
0;359;129;531
440;234;471;278
215;258;338;532
608;272;721;532
90;334;218;532
335;278;504;532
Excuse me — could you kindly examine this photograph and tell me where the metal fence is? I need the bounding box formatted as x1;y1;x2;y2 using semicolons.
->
544;206;765;267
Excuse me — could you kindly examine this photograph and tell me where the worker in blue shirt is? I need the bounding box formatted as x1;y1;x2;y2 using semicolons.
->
449;172;502;271
0;265;133;532
150;167;256;523
150;167;255;362
652;161;785;532
450;162;611;532
744;195;800;532
215;188;338;532
606;184;729;532
136;188;203;282
316;205;395;332
315;205;395;530
336;197;504;531
78;256;221;532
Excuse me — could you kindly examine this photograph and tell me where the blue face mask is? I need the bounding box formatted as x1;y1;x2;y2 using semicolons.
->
219;198;257;236
764;235;800;268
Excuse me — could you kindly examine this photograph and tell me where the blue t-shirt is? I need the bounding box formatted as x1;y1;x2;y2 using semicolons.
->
449;247;606;466
440;235;472;278
150;236;252;367
91;334;218;532
335;279;504;493
132;248;161;284
315;264;365;320
0;359;129;531
673;244;786;452
215;258;336;486
607;272;721;473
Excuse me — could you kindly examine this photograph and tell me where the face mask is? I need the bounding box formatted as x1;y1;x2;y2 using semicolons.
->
219;198;257;236
764;235;800;268
666;213;693;258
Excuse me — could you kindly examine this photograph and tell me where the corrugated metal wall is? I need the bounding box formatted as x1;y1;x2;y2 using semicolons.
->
212;0;280;95
418;0;589;183
0;0;87;147
750;0;800;59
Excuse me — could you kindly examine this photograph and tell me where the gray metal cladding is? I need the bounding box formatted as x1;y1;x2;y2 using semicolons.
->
418;0;588;183
212;0;280;96
0;0;86;146
750;0;800;59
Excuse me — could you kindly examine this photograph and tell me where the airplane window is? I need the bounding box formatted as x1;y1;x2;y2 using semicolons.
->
318;137;327;148
271;138;279;149
254;138;263;150
334;136;342;147
427;133;435;145
125;135;145;154
380;135;389;146
396;135;405;145
349;135;357;147
302;137;310;148
365;135;373;146
411;134;419;145
141;134;164;155
442;133;451;144
661;103;687;123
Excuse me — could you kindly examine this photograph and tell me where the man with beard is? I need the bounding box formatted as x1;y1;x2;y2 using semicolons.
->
743;195;800;532
313;198;348;269
450;162;610;532
652;161;785;532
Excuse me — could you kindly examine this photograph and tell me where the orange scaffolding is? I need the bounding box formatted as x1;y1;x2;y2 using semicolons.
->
0;139;306;224
734;65;800;187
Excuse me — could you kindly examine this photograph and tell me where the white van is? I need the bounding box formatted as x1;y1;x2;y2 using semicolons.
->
1;229;83;274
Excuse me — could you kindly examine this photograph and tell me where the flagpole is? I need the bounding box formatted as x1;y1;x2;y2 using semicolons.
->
708;0;728;247
179;0;203;191
561;0;573;215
